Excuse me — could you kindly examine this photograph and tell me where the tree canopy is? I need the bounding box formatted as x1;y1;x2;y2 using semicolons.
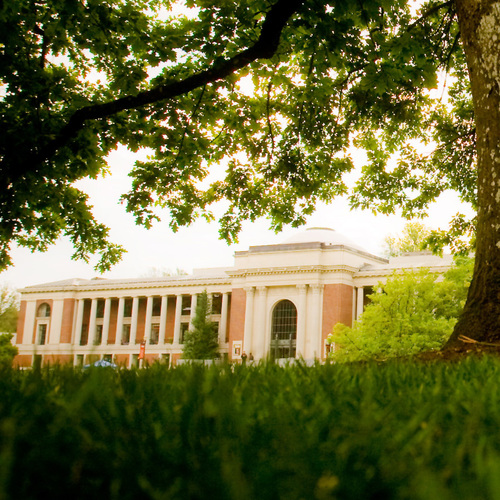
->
383;222;432;257
0;285;19;334
0;0;470;271
3;0;500;344
0;333;18;368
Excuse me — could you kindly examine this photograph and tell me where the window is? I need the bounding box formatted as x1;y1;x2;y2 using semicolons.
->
212;293;222;314
130;354;139;368
96;299;105;318
80;324;89;345
36;303;50;345
152;297;162;317
150;324;160;345
123;298;133;318
162;353;170;367
180;322;189;343
363;286;374;309
37;303;51;318
94;325;103;345
270;300;297;360
181;296;191;315
33;355;42;370
122;324;131;345
37;324;47;345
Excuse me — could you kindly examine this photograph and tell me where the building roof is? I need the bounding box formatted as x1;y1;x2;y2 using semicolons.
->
281;227;367;252
20;268;233;293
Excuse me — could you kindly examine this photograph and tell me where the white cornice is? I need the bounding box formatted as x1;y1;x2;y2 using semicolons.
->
20;277;233;295
354;265;452;279
227;264;359;278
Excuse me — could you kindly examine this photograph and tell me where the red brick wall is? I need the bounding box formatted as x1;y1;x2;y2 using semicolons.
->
108;299;119;344
13;354;32;368
165;296;176;343
225;293;232;342
114;354;129;367
322;284;353;354
228;289;246;356
144;353;159;365
80;299;91;345
60;299;75;343
171;352;182;366
16;300;27;344
136;297;146;343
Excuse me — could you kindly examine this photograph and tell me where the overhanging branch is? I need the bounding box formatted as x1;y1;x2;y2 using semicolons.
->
18;0;305;177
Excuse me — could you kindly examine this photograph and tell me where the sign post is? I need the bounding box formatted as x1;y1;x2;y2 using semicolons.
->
139;340;146;368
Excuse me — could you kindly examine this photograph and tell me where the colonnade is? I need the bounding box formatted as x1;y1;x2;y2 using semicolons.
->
72;292;230;348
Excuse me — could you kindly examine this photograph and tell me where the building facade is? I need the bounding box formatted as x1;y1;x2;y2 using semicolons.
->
14;228;453;368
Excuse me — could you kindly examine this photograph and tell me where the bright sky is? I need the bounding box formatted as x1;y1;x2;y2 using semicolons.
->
0;144;472;290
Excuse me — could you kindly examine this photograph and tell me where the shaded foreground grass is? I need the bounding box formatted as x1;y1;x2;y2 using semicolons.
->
2;358;500;499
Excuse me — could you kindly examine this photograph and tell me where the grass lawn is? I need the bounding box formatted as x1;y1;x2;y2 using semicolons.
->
1;356;500;499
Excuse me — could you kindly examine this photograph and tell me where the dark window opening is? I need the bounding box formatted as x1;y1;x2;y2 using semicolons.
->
37;324;47;345
270;300;297;360
212;293;222;314
152;297;162;317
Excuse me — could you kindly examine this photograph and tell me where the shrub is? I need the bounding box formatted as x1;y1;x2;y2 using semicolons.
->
328;257;473;362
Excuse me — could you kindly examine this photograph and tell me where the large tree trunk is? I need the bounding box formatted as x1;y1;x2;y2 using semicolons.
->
445;0;500;347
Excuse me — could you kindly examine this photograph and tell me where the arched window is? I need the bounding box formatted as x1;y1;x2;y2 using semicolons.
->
37;303;51;318
270;300;297;360
36;303;51;345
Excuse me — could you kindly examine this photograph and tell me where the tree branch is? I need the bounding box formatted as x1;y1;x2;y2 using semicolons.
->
13;0;305;178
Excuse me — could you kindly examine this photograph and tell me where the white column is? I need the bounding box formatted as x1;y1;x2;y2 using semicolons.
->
189;294;198;329
218;292;229;344
173;295;183;344
144;296;153;345
309;284;323;359
87;298;98;346
23;301;37;345
243;287;255;355
159;296;168;346
102;298;111;345
48;300;63;345
115;297;125;345
296;285;308;358
130;297;139;345
356;287;364;320
255;286;268;360
75;299;85;346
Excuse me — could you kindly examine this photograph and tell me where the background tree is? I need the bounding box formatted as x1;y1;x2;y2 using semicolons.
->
1;0;500;345
140;267;188;278
0;333;18;368
329;257;473;362
0;285;19;334
182;290;219;360
383;222;432;257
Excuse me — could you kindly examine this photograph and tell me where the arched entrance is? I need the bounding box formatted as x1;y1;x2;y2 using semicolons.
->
270;300;297;360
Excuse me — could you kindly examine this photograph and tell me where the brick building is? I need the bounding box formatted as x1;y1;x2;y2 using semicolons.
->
14;228;452;367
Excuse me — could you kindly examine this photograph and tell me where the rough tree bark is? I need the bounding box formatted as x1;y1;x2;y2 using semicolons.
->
445;0;500;347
